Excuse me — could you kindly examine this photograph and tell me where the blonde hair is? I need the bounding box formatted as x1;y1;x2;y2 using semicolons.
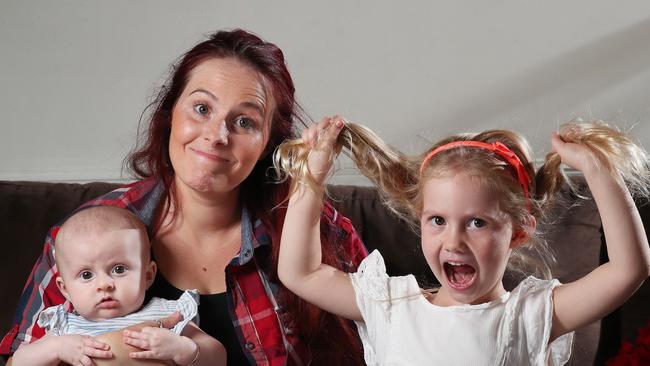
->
274;120;650;279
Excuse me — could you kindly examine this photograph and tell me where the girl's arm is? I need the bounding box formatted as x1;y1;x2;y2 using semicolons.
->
12;333;113;366
550;132;650;341
277;117;363;322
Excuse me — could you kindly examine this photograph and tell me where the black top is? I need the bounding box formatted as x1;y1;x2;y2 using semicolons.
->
147;273;250;366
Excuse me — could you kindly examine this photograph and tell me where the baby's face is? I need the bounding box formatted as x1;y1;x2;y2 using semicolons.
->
55;228;155;320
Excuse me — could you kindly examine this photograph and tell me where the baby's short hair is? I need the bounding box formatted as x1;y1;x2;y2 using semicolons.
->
55;206;149;266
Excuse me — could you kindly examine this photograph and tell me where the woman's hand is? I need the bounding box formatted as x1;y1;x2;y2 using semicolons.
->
120;312;196;364
55;334;113;366
11;333;112;366
302;116;346;187
123;328;198;365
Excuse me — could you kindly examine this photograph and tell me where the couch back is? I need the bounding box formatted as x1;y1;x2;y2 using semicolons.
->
1;180;647;365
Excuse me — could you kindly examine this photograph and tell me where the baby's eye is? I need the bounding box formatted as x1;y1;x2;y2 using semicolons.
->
79;271;94;281
468;218;487;228
112;265;127;275
430;216;445;226
193;103;210;116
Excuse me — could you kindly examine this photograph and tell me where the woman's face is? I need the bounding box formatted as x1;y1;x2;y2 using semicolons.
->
169;57;272;197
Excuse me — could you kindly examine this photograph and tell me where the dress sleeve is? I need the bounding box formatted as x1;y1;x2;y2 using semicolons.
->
349;250;392;365
0;228;68;356
513;277;573;366
36;305;68;336
170;290;200;335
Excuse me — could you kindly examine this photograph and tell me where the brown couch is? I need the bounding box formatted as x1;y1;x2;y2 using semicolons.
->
1;180;648;365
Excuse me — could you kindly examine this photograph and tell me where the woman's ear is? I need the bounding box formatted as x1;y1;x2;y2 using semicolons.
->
146;261;157;289
510;215;537;249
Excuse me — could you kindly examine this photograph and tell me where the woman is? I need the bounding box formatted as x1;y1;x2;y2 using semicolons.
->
1;29;366;365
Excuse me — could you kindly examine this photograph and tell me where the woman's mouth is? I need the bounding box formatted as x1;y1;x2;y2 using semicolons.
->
443;261;476;290
190;148;232;163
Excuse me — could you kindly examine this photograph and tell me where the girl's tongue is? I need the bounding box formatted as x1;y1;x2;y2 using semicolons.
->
444;262;476;289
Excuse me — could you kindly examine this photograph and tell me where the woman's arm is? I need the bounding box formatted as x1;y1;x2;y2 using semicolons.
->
12;334;113;366
277;117;362;322
550;132;650;341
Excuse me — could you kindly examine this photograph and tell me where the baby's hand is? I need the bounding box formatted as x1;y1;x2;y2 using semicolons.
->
56;334;113;366
302;116;346;186
123;327;198;365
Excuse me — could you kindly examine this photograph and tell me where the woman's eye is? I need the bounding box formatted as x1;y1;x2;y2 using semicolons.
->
430;216;445;226
235;117;255;130
468;218;486;228
193;103;209;116
112;265;127;275
79;271;93;280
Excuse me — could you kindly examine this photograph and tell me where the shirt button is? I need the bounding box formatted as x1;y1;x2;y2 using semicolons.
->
245;342;256;350
243;249;252;258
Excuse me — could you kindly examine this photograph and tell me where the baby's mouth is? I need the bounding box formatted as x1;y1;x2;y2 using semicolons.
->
97;298;119;309
443;262;476;290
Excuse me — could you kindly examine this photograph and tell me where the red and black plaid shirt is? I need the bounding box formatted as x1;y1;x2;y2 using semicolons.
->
1;178;367;365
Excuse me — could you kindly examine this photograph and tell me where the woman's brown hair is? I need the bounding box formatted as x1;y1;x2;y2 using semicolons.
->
126;29;363;364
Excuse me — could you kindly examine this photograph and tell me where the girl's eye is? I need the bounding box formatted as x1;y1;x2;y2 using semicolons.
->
430;216;445;226
234;116;257;131
193;103;210;116
468;218;487;228
79;271;94;281
112;265;127;275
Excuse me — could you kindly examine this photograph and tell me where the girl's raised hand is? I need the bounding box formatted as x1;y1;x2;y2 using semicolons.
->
550;131;605;177
302;116;346;187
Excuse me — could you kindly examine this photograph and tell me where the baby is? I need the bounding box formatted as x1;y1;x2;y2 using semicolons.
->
13;206;225;366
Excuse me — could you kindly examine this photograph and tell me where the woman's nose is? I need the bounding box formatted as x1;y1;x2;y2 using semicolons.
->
205;119;229;146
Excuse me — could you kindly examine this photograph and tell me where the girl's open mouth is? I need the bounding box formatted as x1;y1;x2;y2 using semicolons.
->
443;262;476;290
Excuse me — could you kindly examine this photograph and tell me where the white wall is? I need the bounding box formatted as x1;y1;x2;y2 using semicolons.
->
2;0;649;183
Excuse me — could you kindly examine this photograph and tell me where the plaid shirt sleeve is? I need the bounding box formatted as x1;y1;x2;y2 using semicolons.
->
0;227;67;355
321;201;368;270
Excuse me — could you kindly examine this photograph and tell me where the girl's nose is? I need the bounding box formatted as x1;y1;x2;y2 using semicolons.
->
442;227;466;252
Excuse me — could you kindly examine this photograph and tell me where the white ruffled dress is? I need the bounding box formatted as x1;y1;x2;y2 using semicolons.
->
349;251;573;366
37;289;199;337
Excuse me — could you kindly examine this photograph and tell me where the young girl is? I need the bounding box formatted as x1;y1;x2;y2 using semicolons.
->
12;206;226;366
274;116;650;365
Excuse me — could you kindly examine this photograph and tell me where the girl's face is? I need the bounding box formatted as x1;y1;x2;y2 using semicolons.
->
420;172;525;306
169;57;272;198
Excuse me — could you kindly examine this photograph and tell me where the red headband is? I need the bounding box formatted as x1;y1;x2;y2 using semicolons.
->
419;141;532;201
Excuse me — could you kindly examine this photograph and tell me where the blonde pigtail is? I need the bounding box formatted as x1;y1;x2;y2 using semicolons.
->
564;121;649;198
536;121;650;210
273;122;420;225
